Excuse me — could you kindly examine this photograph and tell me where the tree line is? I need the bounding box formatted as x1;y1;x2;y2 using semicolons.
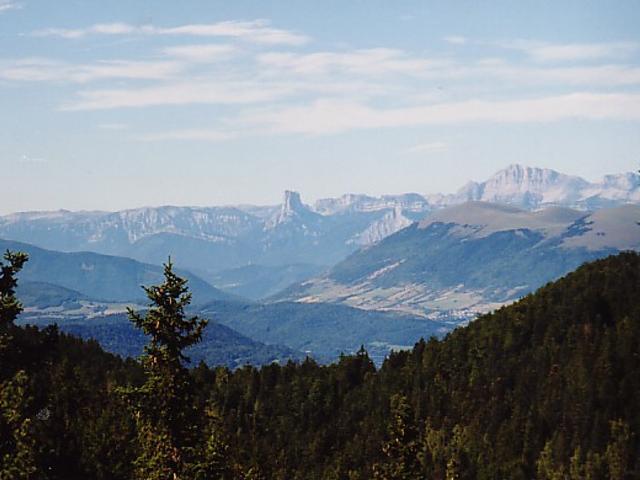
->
1;250;639;479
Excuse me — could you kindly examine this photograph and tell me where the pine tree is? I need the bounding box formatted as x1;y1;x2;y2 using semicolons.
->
0;371;38;480
0;251;38;479
0;250;28;333
122;259;209;480
186;404;238;480
373;394;420;480
605;419;632;480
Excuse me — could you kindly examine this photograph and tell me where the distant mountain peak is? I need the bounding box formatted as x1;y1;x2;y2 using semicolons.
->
485;164;570;189
283;190;305;214
265;190;317;229
452;164;590;209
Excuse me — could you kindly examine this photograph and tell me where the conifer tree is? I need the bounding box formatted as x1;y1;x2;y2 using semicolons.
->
186;404;238;480
0;250;28;332
0;371;38;480
0;251;38;479
373;394;420;480
605;419;632;480
122;259;208;480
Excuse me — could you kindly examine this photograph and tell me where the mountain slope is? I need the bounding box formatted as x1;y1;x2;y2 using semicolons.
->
210;263;326;300
6;252;640;478
274;202;640;318
198;300;445;363
17;281;87;309
1;165;638;295
0;238;234;304
370;251;640;477
19;312;303;369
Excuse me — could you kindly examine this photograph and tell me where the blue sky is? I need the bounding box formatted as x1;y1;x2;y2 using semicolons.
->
2;0;640;213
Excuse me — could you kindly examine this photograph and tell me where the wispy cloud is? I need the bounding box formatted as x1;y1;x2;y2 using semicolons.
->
443;36;467;45
33;20;309;45
474;63;640;86
258;48;444;76
234;93;640;135
503;40;639;62
11;20;640;142
43;52;640;115
142;92;640;141
61;81;293;110
0;0;21;13
137;129;237;142
403;142;448;154
162;44;238;62
0;58;183;83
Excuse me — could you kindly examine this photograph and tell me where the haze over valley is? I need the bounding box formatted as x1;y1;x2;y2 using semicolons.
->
5;164;640;363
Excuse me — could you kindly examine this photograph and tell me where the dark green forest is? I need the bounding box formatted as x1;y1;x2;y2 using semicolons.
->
1;250;639;479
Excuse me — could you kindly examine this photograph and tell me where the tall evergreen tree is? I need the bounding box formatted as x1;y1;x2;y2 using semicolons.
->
122;259;209;480
373;394;420;480
0;371;37;480
0;251;38;479
0;250;28;332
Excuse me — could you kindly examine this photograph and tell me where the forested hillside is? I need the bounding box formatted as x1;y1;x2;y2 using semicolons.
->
1;252;639;479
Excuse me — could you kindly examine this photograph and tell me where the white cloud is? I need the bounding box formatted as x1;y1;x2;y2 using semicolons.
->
162;44;238;62
0;58;183;83
59;76;396;111
403;142;448;154
61;81;293;110
443;36;467;45
162;20;309;45
258;48;640;87
504;40;639;62
471;62;640;87
258;48;444;76
33;20;309;45
235;93;640;135
137;129;237;142
0;1;21;13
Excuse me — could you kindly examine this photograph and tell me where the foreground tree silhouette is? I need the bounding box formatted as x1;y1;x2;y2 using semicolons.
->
0;250;38;480
122;259;209;480
0;250;28;332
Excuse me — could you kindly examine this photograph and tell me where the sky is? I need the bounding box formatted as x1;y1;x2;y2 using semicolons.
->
1;0;640;214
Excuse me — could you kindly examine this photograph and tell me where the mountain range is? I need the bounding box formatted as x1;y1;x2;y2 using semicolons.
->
2;165;638;299
273;202;640;320
8;237;439;364
5;164;640;365
0;238;233;305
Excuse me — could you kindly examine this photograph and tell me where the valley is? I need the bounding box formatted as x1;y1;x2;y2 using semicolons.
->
5;165;640;366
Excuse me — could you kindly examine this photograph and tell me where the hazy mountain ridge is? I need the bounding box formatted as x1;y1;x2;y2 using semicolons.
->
442;164;640;209
0;238;234;305
9;236;440;362
20;312;304;369
1;165;638;297
273;202;640;319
